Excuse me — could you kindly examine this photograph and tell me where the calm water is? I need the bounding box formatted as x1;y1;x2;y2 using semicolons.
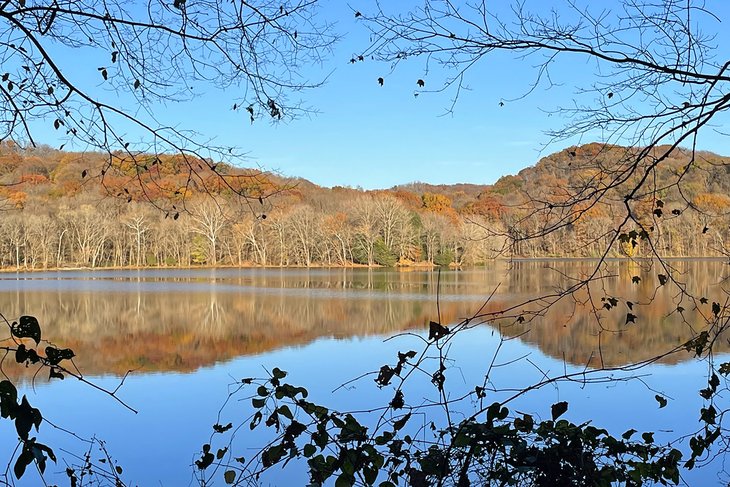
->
0;261;728;485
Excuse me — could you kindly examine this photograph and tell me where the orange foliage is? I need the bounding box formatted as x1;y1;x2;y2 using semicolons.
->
693;192;730;215
19;173;49;185
422;192;452;212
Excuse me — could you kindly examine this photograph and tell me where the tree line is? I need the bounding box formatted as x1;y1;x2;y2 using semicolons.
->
2;142;730;270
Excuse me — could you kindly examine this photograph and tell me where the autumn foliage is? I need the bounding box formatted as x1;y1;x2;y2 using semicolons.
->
1;142;729;269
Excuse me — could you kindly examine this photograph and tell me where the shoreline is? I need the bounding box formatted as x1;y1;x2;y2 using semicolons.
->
0;256;727;274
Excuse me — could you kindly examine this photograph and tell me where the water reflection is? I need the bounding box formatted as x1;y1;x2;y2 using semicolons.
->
1;261;728;380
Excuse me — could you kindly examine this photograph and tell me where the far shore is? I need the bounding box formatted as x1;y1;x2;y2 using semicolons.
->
0;256;727;274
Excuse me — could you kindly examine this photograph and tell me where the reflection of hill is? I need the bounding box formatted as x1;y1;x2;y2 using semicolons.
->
1;262;728;380
497;259;730;366
0;270;489;379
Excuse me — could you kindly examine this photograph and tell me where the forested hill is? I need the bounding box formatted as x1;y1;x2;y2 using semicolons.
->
0;141;729;269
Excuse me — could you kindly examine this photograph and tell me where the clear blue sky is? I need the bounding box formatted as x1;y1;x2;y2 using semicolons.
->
33;1;730;189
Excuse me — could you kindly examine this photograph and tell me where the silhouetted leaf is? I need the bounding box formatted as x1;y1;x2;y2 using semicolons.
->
658;274;667;285
377;77;384;86
712;302;721;316
417;79;424;87
0;380;18;419
632;276;641;284
213;422;233;433
12;316;41;344
390;390;404;409
551;401;568;421
45;347;75;365
49;368;64;380
626;313;637;324
14;396;42;441
655;395;667;408
224;470;236;484
428;321;450;341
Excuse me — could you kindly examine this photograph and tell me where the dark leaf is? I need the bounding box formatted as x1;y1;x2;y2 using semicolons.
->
417;79;425;87
632;276;641;284
49;368;64;380
390;390;404;409
626;313;637;324
551;401;568;421
12;316;41;344
655;395;667;408
224;470;236;484
15;396;42;441
428;321;450;341
14;447;33;479
393;412;411;431
45;347;75;365
658;274;667;286
377;77;384;86
213;422;233;433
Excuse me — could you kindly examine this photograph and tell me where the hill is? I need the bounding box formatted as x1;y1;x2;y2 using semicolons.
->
0;141;729;269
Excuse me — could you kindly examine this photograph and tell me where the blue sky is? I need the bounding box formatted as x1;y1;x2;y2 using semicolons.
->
154;1;580;189
31;1;730;189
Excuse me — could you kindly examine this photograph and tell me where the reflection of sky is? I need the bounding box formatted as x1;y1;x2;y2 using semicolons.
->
1;264;729;485
1;328;726;486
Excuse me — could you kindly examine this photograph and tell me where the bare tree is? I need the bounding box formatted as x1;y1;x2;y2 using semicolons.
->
359;1;730;260
0;0;336;210
188;199;229;265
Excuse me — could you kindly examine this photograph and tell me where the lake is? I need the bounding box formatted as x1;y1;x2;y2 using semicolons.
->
0;260;728;485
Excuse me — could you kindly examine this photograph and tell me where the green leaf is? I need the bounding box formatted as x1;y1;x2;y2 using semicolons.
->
551;401;568;421
12;316;41;344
